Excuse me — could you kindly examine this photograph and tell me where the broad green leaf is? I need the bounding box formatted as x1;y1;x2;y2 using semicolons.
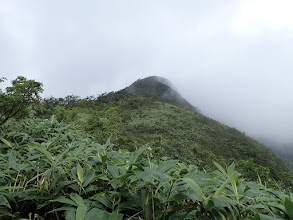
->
77;163;84;184
97;174;110;181
244;189;258;198
266;202;286;213
284;197;293;219
84;208;109;220
105;137;113;149
69;194;84;206
107;165;120;178
108;179;121;189
101;155;107;164
84;185;100;193
155;173;173;193
64;208;76;220
250;204;267;209
52;196;77;207
0;195;11;209
93;195;111;208
137;169;160;182
230;178;239;201
109;212;123;220
253;213;261;220
213;176;232;197
0;137;11;147
47;206;75;214
254;213;276;220
0;186;21;191
157;160;178;173
34;144;53;161
213;161;227;176
140;189;149;208
8;151;18;170
82;171;96;187
54;181;72;194
0;207;13;217
215;209;227;220
210;197;228;208
76;204;87;220
182;178;205;200
68;184;80;192
119;172;132;183
227;163;235;177
128;146;147;166
51;114;55;125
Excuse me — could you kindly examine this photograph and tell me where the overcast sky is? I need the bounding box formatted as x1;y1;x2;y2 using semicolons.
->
1;0;293;144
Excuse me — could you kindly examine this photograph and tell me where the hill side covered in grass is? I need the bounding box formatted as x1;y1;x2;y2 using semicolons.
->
1;75;293;219
35;76;292;185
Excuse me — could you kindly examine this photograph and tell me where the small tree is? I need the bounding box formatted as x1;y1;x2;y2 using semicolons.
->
0;76;43;126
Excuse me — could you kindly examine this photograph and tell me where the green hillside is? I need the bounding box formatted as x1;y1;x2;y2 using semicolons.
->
1;118;293;219
1;76;293;219
35;76;291;185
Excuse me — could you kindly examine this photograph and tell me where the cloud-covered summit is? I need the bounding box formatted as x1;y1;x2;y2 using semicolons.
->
124;76;199;112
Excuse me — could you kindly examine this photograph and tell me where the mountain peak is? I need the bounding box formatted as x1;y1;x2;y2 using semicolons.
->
123;76;199;112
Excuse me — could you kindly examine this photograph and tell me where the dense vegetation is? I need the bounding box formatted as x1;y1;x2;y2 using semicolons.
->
1;76;293;219
34;88;292;186
1;118;293;219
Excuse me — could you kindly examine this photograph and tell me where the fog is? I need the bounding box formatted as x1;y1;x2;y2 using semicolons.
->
1;1;293;145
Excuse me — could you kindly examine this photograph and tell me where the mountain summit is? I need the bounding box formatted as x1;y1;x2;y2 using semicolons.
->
123;76;199;112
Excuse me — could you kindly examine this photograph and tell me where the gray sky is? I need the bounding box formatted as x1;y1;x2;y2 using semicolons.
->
1;0;293;143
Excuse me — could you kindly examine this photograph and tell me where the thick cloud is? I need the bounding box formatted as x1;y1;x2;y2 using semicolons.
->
1;0;293;143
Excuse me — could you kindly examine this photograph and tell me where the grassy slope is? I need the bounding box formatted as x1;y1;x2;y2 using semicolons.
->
121;76;289;179
54;94;289;182
35;76;291;183
119;98;289;178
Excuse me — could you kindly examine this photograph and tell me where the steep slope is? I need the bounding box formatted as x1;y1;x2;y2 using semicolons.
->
117;98;289;179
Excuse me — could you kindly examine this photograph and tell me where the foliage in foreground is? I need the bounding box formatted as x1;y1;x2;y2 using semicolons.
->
1;119;293;219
